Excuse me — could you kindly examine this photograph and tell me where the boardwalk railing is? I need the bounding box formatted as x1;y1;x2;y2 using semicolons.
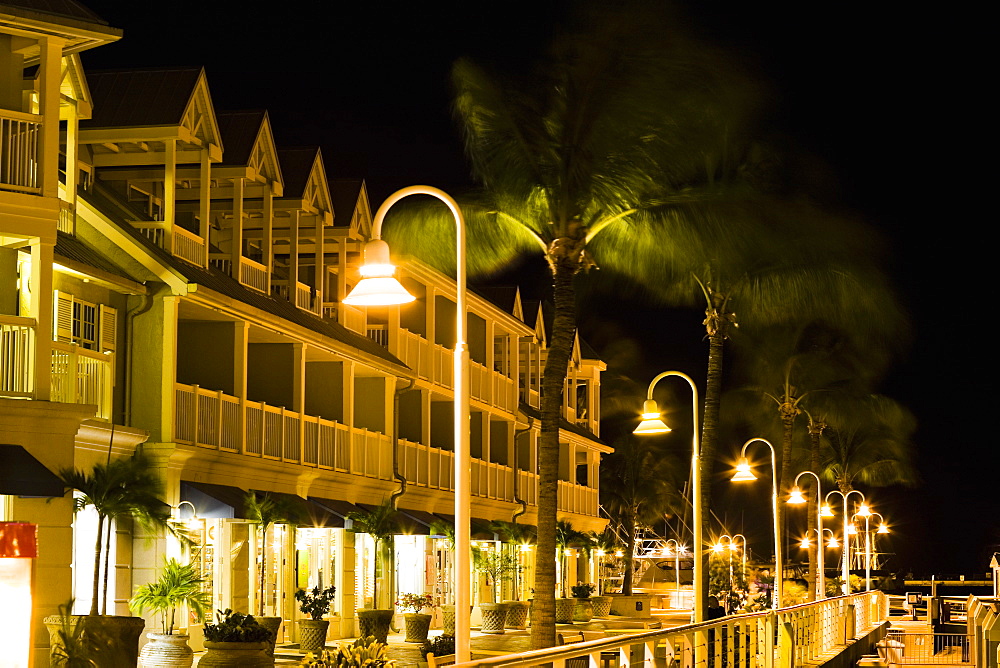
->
883;631;973;665
454;591;888;668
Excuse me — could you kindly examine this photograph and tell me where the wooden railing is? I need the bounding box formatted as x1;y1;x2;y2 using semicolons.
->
557;480;599;517
367;324;389;347
273;281;321;315
174;382;391;479
455;591;889;668
57;199;75;234
50;342;114;420
0;109;41;194
134;222;207;267
0;315;34;397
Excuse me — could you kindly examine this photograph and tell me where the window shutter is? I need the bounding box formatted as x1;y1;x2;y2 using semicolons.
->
53;290;74;342
99;304;118;353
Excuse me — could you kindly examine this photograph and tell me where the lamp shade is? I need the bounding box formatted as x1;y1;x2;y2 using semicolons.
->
876;523;889;534
731;458;756;482
856;503;872;517
342;239;415;306
827;536;840;548
787;486;806;504
821;504;835;517
799;537;811;549
633;399;671;434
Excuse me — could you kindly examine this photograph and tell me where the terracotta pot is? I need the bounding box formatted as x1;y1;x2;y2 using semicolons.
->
478;602;510;634
357;609;394;644
555;597;576;623
404;613;432;642
139;633;194;667
198;641;272;667
297;619;330;654
573;598;594;622
591;595;613;618
503;600;529;629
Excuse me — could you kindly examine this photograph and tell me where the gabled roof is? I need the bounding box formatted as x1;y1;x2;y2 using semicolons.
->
2;0;107;24
278;147;331;214
60;53;92;118
81;67;222;157
217;110;282;186
519;402;605;447
474;286;521;318
0;1;121;55
54;230;131;281
329;179;362;227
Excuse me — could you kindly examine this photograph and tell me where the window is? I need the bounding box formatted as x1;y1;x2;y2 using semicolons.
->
54;291;117;353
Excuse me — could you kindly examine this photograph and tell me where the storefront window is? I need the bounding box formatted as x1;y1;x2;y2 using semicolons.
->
295;527;339;614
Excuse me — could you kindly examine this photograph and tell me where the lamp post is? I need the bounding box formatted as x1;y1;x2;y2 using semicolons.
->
824;489;865;596
712;535;735;599
633;371;703;623
343;186;472;661
851;503;876;592
731;438;782;611
731;533;747;594
787;471;825;599
663;539;684;607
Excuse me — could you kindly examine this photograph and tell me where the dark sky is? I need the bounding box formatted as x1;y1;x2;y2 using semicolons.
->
78;1;992;575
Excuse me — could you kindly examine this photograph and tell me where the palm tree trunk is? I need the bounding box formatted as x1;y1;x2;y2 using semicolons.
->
777;411;795;603
532;262;576;650
91;514;105;616
101;519;113;615
808;427;823;599
622;513;635;596
373;537;380;609
699;328;725;618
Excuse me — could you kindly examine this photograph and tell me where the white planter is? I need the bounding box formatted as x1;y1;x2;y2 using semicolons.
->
139;633;194;668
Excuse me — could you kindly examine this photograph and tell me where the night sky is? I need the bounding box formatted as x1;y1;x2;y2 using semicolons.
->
77;1;992;575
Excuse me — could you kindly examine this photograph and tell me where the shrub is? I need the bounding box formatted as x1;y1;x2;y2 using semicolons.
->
396;593;435;614
571;582;596;598
295;585;337;620
420;634;456;657
203;609;273;643
301;636;393;666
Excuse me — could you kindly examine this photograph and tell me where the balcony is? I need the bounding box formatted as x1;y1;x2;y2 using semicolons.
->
272;281;321;316
0;109;41;194
0;315;34;397
133;222;207;267
50;342;114;420
174;383;391;479
210;255;269;293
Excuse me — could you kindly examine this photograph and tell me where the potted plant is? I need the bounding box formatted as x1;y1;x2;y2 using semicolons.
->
347;501;399;643
53;452;175;667
429;519;459;635
589;530;617;617
473;547;518;634
555;521;592;623
246;491;303;656
130;558;211;667
198;609;273;667
301;636;393;667
397;593;435;643
295;585;336;654
488;520;535;629
571;582;596;622
47;600;113;667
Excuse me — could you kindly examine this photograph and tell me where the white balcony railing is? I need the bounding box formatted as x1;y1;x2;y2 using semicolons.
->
238;257;269;293
0;315;35;397
50;342;114;420
0;109;41;194
273;281;321;315
134;222;207;267
174;383;391;480
57;200;75;234
557;480;599;517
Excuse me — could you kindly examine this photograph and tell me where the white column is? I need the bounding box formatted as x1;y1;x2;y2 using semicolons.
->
199;149;211;265
163;139;176;252
31;240;53;400
38;36;64;198
263;187;274;281
231;177;244;275
289;210;300;295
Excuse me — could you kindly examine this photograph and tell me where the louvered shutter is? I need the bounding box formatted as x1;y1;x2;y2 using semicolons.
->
99;305;117;353
53;290;74;342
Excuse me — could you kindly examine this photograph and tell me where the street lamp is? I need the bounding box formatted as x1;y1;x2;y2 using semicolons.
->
343;186;472;661
730;438;782;611
787;471;825;599
851;505;885;592
634;371;702;623
825;489;865;596
731;533;747;592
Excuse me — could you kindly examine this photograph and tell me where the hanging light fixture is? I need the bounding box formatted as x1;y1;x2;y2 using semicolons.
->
821;504;835;518
632;399;671;434
342;240;415;306
731;458;756;482
787;486;807;504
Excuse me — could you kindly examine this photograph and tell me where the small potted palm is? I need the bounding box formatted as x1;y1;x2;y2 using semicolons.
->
199;609;273;667
301;636;393;667
396;593;435;643
130;558;211;667
571;583;596;622
295;585;336;654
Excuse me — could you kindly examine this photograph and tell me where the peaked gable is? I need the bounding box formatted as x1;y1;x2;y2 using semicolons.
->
60;53;92;117
329;178;371;236
217;110;282;187
278;147;331;215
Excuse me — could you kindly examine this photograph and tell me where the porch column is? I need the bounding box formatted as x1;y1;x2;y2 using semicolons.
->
231;177;244;276
37;36;64;198
64;101;78;213
314;211;325;307
199;148;211;265
30;239;53;400
263;186;274;282
163;139;176;248
288;210;300;297
235;321;249;453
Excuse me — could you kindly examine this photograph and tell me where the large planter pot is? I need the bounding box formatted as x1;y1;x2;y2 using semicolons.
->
478;602;510;634
441;605;456;635
503;600;529;629
297;619;330;654
45;614;145;667
139;633;194;667
555;597;576;623
609;594;654;618
573;598;594;622
591;596;613;618
198;641;272;667
357;609;394;644
404;613;432;642
256;616;282;658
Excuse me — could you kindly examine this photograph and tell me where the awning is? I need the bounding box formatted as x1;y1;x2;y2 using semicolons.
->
433;513;497;541
249;490;311;524
307;497;364;529
181;481;248;519
354;502;428;535
398;508;441;535
0;445;65;497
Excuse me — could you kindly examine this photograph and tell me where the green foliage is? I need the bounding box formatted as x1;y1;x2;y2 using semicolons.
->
49;600;104;667
782;580;810;607
300;636;394;667
295;585;337;620
708;552;750;613
488;520;536;545
570;583;596;598
129;558;211;634
419;634;455;658
472;549;521;603
395;593;434;614
246;491;304;615
347;501;400;609
826;575;864;595
202;609;273;643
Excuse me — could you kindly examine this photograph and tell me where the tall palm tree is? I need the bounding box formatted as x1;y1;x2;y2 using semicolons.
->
60;452;172;616
385;6;756;646
347;501;400;609
245;492;303;617
554;520;593;597
600;435;683;596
